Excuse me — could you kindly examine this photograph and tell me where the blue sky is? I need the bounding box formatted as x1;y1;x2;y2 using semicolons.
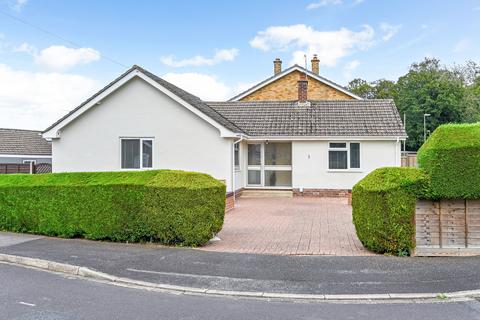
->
0;0;479;129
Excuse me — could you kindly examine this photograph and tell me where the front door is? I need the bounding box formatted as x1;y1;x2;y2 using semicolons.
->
247;142;292;188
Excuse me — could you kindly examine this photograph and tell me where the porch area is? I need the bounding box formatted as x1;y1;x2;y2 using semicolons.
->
204;197;374;256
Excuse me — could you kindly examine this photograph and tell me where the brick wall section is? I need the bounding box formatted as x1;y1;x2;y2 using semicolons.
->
293;188;351;198
225;189;244;212
240;70;354;101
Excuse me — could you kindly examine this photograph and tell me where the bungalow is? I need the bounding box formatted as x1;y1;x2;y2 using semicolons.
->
43;58;406;207
0;128;52;165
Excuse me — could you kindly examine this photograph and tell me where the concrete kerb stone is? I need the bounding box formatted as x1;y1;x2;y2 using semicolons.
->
1;253;480;302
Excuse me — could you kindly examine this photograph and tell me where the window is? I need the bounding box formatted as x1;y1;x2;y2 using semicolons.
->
23;160;36;165
121;138;153;169
234;143;240;170
328;142;360;170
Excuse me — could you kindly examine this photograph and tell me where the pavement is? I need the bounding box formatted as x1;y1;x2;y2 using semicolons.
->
3;263;480;320
1;231;480;297
203;197;372;256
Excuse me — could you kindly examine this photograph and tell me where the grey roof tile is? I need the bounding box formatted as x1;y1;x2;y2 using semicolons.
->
0;128;52;156
208;100;406;137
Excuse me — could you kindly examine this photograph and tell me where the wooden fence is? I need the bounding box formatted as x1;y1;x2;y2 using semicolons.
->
415;199;480;256
401;152;417;167
0;163;52;174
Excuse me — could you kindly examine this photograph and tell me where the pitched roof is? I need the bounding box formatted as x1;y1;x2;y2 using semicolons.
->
0;128;52;156
44;65;243;135
229;64;362;101
208;100;407;137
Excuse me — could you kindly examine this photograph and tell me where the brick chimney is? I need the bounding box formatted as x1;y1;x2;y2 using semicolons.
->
311;54;320;75
273;58;282;75
298;73;308;103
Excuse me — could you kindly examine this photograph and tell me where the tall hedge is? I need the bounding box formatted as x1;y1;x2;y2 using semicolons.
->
352;167;429;255
418;122;480;199
0;170;225;246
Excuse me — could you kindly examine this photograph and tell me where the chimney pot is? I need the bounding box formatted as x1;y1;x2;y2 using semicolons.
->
311;54;320;75
273;58;282;75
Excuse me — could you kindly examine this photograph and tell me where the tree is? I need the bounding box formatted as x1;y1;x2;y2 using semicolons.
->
396;58;466;150
347;78;375;99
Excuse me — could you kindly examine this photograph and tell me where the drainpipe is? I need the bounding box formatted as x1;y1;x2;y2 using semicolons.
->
232;135;246;206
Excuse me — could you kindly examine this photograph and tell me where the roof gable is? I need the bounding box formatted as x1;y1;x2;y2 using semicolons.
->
229;65;362;101
43;66;243;139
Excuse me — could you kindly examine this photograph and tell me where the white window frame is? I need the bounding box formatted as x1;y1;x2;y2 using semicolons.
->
119;137;154;170
327;142;362;172
247;142;292;188
23;160;36;165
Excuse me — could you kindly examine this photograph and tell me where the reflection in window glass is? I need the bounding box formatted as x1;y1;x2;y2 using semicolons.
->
248;144;261;165
121;139;140;169
264;143;291;165
142;140;153;168
264;170;292;187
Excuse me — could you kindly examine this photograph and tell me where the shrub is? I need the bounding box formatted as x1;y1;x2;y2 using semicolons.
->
352;167;429;255
0;170;225;246
418;122;480;199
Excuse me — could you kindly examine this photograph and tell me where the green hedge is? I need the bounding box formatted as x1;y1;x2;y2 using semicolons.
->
352;167;429;255
0;170;225;246
418;122;480;199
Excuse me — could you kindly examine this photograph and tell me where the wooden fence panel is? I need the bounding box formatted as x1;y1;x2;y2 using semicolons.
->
415;199;480;256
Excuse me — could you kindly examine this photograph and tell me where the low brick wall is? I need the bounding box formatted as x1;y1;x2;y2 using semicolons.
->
415;199;480;256
225;188;244;212
293;188;350;198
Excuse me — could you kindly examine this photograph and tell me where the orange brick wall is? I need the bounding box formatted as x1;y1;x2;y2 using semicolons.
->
240;70;354;101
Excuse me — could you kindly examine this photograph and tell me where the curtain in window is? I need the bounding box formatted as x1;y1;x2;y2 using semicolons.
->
329;150;348;169
121;139;140;169
142;140;153;168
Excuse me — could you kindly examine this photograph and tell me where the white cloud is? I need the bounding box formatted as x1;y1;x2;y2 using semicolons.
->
162;72;232;100
0;64;99;130
16;44;101;71
249;24;375;66
380;23;402;41
453;38;470;53
12;0;28;11
306;0;342;10
160;48;239;67
343;60;360;79
35;45;101;71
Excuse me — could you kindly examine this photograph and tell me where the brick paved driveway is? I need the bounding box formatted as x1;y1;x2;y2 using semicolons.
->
202;197;374;256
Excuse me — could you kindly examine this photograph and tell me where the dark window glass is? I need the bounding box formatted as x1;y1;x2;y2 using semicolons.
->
248;144;261;166
329;142;347;148
265;143;291;165
264;170;292;187
234;144;240;167
121;139;140;169
329;150;348;169
142;140;153;168
350;143;360;169
248;170;261;185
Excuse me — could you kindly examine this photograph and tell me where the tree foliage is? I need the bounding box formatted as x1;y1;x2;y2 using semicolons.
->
347;58;480;150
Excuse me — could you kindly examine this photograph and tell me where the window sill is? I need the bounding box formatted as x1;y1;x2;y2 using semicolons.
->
327;169;363;173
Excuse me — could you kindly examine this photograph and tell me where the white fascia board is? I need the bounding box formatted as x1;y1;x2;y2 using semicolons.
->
231;65;362;101
245;136;407;141
0;154;52;158
43;69;237;139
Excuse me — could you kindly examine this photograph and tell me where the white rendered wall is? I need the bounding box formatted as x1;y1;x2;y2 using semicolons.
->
52;77;233;191
292;140;400;190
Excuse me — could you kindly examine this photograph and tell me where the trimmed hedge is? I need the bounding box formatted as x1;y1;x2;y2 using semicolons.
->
418;122;480;199
352;167;430;255
0;170;225;246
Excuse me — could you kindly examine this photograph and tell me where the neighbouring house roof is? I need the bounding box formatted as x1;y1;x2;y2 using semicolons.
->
0;128;52;156
208;100;407;137
43;65;244;136
229;64;362;101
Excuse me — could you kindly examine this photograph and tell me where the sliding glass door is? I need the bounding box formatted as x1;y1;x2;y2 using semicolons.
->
247;142;292;188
